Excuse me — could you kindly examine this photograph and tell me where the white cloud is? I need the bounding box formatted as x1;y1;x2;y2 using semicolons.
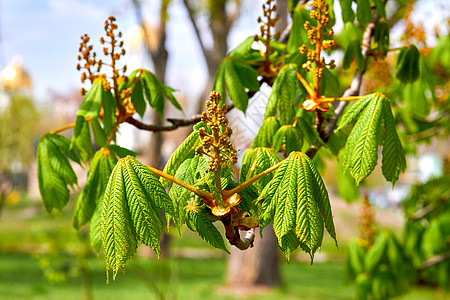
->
48;0;104;20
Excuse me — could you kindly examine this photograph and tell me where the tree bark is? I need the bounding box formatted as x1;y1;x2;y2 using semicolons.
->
132;0;171;257
226;223;280;287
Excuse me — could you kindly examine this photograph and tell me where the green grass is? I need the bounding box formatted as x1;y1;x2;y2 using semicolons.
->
0;254;446;300
0;200;447;300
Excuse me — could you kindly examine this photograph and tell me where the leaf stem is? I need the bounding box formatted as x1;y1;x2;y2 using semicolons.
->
146;165;213;199
320;95;363;103
222;159;285;199
296;72;316;98
44;116;94;137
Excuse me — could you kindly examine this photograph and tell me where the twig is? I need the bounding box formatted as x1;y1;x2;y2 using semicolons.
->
182;0;210;61
409;196;448;221
125;104;235;132
419;252;450;271
126;115;201;132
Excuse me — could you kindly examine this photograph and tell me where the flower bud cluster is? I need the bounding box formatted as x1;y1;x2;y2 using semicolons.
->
254;0;280;78
76;16;128;96
299;0;336;80
77;34;102;90
195;92;238;172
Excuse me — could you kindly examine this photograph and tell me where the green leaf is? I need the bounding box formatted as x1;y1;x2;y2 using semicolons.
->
296;116;324;150
101;161;138;281
90;118;107;147
234;62;260;92
130;76;146;117
285;125;303;155
223;57;249;112
37;134;79;214
213;60;226;100
345;239;365;281
373;0;387;18
100;84;116;134
265;64;297;125
239;147;282;193
72;118;94;163
396;45;421;83
343;40;365;71
340;94;406;185
288;7;311;53
73;148;117;229
258;152;337;260
339;0;355;23
374;21;390;57
90;205;103;253
77;79;104;119
126;156;174;217
186;210;229;253
229;36;255;59
381;100;407;185
356;0;372;27
169;156;208;228
342;94;384;184
102;156;172;280
320;68;340;97
365;231;389;272
122;157;166;249
253;117;281;148
337;163;359;202
132;69;182;120
160;123;204;188
108;145;137;158
337;94;372;131
272;125;288;153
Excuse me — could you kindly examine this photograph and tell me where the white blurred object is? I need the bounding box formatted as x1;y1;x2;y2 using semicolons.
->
1;55;32;91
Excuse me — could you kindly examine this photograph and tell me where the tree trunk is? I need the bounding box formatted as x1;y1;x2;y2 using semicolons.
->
226;1;290;289
132;0;171;257
226;223;280;287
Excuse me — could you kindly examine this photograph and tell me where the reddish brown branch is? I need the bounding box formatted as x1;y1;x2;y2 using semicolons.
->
126;115;201;132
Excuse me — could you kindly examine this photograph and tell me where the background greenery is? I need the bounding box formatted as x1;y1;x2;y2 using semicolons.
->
1;196;446;300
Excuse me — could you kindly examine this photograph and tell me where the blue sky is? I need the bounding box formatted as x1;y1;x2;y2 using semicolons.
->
1;0;448;103
0;0;260;102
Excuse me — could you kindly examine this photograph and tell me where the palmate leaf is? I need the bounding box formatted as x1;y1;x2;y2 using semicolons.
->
127;69;182;120
37;133;80;213
169;156;208;229
356;0;371;27
101;156;173;280
339;93;406;185
252;117;281;148
73;145;135;230
396;45;421;83
73;117;94;163
73;148;112;229
342;95;384;184
239;147;282;193
101;161;137;282
258;151;337;260
223;57;250;112
186;209;229;253
160;122;205;188
272;125;303;155
381;100;407;185
264;64;298;125
339;0;355;23
72;78;115;154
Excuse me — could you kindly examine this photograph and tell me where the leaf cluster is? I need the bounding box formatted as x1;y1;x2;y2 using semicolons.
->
345;231;413;300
